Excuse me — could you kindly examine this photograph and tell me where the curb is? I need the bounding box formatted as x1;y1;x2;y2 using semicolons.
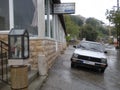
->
28;75;47;90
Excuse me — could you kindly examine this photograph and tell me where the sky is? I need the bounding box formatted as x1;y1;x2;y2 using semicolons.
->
61;0;117;25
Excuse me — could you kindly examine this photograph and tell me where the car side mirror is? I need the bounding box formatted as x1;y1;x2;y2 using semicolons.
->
73;46;76;48
104;51;107;54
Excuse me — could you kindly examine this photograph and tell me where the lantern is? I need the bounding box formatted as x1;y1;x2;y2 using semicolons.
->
8;29;29;59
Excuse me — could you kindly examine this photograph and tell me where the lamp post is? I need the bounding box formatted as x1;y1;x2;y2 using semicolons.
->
117;0;119;10
117;0;120;48
8;29;29;90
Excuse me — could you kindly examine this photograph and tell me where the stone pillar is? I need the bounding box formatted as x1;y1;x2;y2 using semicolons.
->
10;65;28;90
38;55;48;76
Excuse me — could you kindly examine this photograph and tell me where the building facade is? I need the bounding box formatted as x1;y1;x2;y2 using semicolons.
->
0;0;67;70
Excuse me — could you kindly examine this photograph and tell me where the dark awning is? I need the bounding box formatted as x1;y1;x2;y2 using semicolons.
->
53;0;61;3
52;0;67;35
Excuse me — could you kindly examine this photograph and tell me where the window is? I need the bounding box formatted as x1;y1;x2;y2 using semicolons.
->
50;15;53;38
45;0;54;38
45;0;49;37
45;15;49;37
0;0;9;30
13;0;38;37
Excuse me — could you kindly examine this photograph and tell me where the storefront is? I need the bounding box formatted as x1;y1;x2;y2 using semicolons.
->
0;0;67;70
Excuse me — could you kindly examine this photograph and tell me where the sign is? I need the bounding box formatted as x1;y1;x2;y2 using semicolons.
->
53;3;75;14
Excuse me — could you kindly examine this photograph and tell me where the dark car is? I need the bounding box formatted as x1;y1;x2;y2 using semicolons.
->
71;40;108;73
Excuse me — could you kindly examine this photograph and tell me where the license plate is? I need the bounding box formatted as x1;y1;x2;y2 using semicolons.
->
83;61;95;65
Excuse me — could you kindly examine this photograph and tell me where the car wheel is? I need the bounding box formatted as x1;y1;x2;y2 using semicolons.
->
98;68;105;73
71;62;75;68
101;69;105;73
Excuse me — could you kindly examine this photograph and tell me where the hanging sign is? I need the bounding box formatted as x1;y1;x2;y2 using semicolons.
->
53;3;75;14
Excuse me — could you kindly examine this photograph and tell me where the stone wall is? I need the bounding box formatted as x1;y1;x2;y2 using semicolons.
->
29;39;60;70
58;42;67;54
0;34;66;71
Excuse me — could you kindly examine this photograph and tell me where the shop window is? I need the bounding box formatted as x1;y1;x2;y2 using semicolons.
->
0;0;9;30
50;15;53;38
45;15;49;37
13;0;38;37
45;0;49;37
45;0;54;38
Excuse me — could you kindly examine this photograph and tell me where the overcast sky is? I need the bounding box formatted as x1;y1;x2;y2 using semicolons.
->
61;0;117;25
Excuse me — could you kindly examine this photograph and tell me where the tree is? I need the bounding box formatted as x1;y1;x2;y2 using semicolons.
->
106;8;120;25
64;15;80;39
79;24;98;41
97;26;109;37
106;7;120;48
70;15;84;26
85;18;109;40
64;15;109;42
86;18;100;27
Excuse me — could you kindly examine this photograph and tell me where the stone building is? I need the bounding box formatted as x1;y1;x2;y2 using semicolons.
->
0;0;67;71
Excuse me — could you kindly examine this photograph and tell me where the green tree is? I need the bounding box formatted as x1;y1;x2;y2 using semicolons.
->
64;15;109;42
106;8;120;47
111;27;117;37
106;9;120;25
80;24;98;41
70;15;84;26
64;15;80;39
98;26;109;36
86;18;101;27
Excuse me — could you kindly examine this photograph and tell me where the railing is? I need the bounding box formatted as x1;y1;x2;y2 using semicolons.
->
0;40;9;84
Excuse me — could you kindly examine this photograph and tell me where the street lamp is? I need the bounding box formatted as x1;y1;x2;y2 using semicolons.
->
8;29;29;59
8;29;30;66
8;29;29;90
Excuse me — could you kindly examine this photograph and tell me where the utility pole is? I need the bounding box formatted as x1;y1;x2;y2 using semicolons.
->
117;0;120;48
117;0;119;10
108;21;111;43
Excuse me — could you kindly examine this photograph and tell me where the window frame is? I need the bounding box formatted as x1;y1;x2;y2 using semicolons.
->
45;0;54;39
0;0;39;38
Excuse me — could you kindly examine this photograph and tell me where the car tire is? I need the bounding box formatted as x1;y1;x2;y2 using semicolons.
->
71;62;75;68
101;69;105;73
98;68;105;73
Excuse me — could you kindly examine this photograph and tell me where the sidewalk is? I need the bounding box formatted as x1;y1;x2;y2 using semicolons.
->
28;75;47;90
0;46;71;90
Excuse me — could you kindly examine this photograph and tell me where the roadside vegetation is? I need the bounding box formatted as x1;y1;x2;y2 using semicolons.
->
106;7;120;48
64;14;116;44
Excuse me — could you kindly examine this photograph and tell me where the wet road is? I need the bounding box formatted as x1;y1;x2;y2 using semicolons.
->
41;46;120;90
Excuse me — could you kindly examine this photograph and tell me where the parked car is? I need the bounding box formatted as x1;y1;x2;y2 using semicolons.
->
71;40;108;73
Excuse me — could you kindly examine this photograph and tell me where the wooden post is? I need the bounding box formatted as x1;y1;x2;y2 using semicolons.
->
10;65;28;90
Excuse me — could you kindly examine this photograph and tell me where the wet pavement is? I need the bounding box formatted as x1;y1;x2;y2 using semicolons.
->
41;45;120;90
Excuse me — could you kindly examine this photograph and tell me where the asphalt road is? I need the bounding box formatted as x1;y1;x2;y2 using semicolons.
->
41;45;120;90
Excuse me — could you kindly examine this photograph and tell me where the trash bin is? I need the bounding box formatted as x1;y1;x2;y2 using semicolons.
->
11;65;28;90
